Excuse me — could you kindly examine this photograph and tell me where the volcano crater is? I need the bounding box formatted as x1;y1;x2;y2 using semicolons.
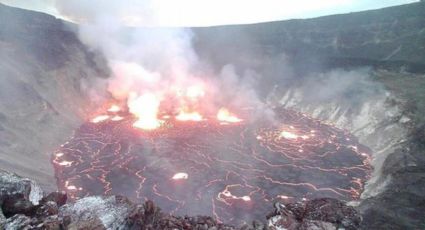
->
52;107;371;225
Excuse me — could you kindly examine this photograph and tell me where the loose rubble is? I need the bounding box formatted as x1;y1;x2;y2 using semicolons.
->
0;170;361;229
267;198;361;230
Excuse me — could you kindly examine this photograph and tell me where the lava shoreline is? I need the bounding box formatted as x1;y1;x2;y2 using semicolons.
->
52;107;371;225
0;169;362;229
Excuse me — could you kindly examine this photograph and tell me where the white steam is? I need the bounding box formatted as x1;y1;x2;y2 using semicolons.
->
55;0;269;121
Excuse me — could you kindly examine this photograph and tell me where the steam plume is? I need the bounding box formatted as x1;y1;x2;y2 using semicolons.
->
55;0;269;121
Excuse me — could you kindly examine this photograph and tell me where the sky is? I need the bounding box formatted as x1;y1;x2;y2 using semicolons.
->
0;0;419;26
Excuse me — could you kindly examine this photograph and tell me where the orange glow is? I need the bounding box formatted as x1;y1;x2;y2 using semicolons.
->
301;135;310;140
162;115;171;119
107;105;121;112
217;108;242;123
129;93;162;130
111;116;124;121
241;196;251;201
186;85;205;100
280;131;298;139
91;115;110;123
172;172;188;180
58;161;73;167
278;195;290;199
219;188;251;202
176;111;203;121
64;181;81;191
67;185;77;190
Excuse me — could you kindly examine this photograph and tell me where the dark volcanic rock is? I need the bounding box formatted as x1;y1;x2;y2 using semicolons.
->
0;209;6;228
0;171;47;224
267;198;361;230
3;214;31;229
358;125;425;230
0;169;365;229
0;170;43;208
36;201;59;217
126;200;236;230
38;215;62;230
2;193;36;217
41;192;67;207
299;220;336;230
303;198;360;229
0;3;109;192
194;2;425;74
66;217;105;230
59;195;134;229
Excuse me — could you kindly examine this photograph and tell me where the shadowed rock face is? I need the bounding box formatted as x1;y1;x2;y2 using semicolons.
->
0;170;44;206
0;3;108;191
193;2;425;74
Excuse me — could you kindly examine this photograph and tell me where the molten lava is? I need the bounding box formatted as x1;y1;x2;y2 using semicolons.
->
217;108;242;123
172;172;189;180
111;115;124;121
185;85;205;99
53;107;371;225
128;92;163;130
91;115;110;123
280;131;298;139
175;110;204;121
107;105;121;113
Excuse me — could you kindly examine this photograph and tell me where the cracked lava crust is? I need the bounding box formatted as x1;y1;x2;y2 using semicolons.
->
52;107;371;225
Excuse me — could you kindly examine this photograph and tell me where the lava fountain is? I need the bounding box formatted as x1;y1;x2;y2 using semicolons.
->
52;100;371;225
128;92;163;130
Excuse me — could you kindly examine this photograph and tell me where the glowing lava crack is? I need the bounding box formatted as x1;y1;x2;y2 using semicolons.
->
52;107;371;225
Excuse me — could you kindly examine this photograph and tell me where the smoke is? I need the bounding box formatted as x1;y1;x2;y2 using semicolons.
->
54;0;270;122
296;68;384;105
54;1;387;126
215;64;275;120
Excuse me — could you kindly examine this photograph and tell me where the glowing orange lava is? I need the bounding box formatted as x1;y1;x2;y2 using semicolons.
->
128;93;163;130
172;172;189;180
219;186;252;203
107;105;121;113
58;161;73;167
217;108;242;123
111;116;124;121
241;196;251;202
186;85;205;100
280;131;298;139
176;111;203;121
65;181;80;191
54;108;372;225
91;115;110;123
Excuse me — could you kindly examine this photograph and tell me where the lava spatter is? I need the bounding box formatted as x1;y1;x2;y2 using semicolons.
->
52;107;371;225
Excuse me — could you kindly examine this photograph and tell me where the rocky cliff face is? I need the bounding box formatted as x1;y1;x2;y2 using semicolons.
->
274;72;409;199
192;3;425;229
0;3;108;191
193;2;425;74
271;71;425;229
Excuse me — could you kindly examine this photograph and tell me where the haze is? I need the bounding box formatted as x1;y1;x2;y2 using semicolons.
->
0;0;419;26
